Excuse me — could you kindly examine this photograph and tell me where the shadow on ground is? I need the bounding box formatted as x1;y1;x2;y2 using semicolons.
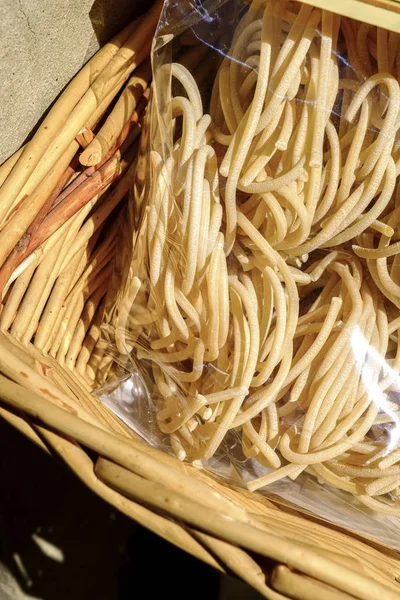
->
89;0;151;46
0;418;262;599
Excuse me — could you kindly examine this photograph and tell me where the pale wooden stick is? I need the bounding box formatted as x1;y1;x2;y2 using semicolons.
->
0;406;50;453
95;460;399;600
64;236;117;303
4;161;119;285
271;565;355;600
0;373;249;522
65;280;109;370
95;353;114;385
80;58;152;166
86;339;108;382
34;224;101;349
0;260;37;331
0;18;140;223
56;159;138;272
35;423;221;571
20;230;72;344
1;217;77;299
56;264;113;365
49;287;84;359
9;224;75;341
24;205;99;346
0;145;25;186
41;248;90;354
0;142;77;269
0;336;98;426
3;202;89;336
76;296;107;376
5;67;131;223
193;531;279;599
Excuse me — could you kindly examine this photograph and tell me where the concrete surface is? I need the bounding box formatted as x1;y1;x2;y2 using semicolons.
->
0;0;149;165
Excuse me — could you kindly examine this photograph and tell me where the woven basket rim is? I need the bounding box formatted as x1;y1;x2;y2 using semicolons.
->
1;331;400;600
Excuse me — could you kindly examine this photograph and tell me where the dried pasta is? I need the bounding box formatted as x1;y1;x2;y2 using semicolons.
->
121;0;400;515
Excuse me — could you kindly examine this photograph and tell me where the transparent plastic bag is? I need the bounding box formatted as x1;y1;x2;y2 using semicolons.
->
100;0;400;549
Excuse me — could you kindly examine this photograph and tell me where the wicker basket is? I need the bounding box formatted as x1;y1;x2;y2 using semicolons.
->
1;1;400;598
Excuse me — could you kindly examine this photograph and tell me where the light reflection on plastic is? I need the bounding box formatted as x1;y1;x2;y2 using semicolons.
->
191;0;213;23
351;326;400;453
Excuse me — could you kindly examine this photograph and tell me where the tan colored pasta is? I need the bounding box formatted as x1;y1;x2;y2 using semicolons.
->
119;0;400;516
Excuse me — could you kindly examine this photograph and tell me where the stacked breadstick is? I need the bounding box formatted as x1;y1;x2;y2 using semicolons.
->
120;0;400;515
0;3;161;383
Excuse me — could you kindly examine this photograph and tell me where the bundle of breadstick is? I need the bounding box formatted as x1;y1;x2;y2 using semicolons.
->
118;0;400;515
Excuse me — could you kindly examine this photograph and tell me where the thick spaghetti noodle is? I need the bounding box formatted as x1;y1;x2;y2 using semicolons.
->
120;0;400;515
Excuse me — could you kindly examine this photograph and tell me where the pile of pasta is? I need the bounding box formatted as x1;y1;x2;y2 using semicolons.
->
122;0;400;514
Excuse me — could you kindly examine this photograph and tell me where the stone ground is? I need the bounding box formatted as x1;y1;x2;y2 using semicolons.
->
0;2;262;597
